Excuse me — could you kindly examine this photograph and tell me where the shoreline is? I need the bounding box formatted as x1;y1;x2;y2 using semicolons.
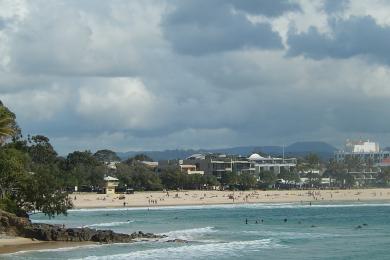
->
3;188;390;255
68;199;390;211
70;188;390;209
0;237;94;255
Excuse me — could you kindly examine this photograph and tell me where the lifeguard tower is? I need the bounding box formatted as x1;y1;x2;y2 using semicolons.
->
104;176;119;194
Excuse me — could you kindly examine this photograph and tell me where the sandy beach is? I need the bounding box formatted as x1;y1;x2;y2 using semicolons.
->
0;235;93;254
71;188;390;208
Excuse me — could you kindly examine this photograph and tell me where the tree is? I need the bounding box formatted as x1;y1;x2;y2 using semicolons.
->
160;168;184;190
377;168;390;186
259;170;277;186
278;168;300;183
239;172;257;190
305;153;321;168
28;135;58;165
0;105;17;145
116;162;162;190
306;171;321;186
93;149;120;163
221;171;239;188
0;146;72;218
15;165;73;218
134;154;154;162
0;148;29;199
124;154;154;166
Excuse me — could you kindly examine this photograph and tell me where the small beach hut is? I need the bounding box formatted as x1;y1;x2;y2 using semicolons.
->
104;176;119;194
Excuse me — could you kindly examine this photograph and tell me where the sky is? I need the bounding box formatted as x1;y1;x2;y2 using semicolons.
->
1;0;390;154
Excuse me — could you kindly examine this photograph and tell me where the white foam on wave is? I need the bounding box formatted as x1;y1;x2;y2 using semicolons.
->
7;244;104;255
68;202;390;213
84;220;134;228
72;238;284;260
161;226;216;241
242;230;339;239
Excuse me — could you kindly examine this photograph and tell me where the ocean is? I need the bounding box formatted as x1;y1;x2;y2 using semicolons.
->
4;202;390;259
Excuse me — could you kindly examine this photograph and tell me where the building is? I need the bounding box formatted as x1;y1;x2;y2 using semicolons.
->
335;139;390;164
157;159;204;175
104;176;119;194
183;154;253;179
179;163;204;175
248;153;297;174
140;161;159;170
158;152;297;180
105;161;120;170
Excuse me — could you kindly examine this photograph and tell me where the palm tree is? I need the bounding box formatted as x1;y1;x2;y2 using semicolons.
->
0;106;16;145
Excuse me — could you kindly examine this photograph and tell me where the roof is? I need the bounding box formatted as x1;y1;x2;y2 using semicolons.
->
186;153;205;160
248;153;265;160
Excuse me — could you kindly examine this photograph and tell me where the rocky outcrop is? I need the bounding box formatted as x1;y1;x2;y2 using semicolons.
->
23;224;164;243
0;210;31;236
0;210;165;243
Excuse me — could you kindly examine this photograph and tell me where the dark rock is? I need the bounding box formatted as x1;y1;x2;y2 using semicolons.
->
166;239;188;243
0;209;165;244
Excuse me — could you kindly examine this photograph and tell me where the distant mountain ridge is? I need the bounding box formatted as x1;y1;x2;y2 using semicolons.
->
117;141;337;161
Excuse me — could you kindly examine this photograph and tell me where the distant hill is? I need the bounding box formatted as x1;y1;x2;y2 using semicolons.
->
117;141;337;162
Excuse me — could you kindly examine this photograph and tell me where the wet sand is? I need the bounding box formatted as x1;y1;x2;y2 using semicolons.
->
0;236;93;254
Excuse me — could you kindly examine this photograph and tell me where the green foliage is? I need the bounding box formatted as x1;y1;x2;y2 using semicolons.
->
60;151;105;188
0;148;29;196
0;197;22;216
65;151;100;169
28;135;58;164
239;172;257;190
220;171;239;187
0;105;18;144
133;154;154;162
159;168;183;190
378;168;390;186
278;168;300;183
93;149;120;163
259;170;277;186
306;171;322;186
305;153;321;167
116;162;162;190
15;165;73;217
123;154;154;168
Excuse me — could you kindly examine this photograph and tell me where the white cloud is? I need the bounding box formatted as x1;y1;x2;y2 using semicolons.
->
76;78;157;129
2;84;70;121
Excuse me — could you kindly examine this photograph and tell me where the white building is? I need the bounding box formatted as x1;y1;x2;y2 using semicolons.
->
248;153;297;174
335;139;390;164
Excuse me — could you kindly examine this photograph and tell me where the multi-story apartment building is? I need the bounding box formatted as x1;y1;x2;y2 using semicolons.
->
248;153;297;174
334;140;390;164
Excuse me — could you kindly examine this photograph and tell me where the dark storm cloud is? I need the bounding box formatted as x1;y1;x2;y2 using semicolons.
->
4;0;390;154
287;16;390;64
162;0;287;55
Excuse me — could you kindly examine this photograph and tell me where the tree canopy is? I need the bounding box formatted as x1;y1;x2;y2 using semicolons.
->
93;149;120;163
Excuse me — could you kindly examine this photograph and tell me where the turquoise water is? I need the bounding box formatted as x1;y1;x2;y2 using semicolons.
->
4;202;390;259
